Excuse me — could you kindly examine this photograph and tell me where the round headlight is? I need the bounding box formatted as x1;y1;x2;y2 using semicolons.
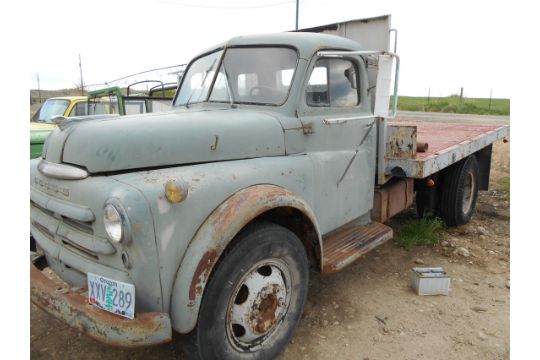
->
104;203;123;242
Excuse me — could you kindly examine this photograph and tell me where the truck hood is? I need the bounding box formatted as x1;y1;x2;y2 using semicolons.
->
46;108;286;173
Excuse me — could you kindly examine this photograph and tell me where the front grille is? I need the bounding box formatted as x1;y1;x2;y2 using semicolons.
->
61;238;99;260
31;201;112;260
62;216;93;235
32;221;54;240
31;201;54;218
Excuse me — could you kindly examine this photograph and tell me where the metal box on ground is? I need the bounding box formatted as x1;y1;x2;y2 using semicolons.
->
411;267;450;296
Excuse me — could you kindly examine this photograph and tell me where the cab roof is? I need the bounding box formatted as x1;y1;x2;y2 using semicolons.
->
47;96;87;101
195;32;363;60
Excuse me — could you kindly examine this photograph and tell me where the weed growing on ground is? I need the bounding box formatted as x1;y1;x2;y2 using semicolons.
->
395;217;445;250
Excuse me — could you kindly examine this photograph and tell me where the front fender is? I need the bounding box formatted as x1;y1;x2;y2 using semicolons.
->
170;184;321;333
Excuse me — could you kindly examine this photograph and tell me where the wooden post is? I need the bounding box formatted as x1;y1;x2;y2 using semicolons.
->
36;73;42;103
79;54;85;95
459;87;464;102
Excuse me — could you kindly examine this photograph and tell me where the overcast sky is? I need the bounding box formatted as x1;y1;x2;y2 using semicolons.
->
29;0;511;98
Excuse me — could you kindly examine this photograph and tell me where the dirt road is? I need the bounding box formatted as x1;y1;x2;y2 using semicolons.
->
397;111;510;125
30;114;510;360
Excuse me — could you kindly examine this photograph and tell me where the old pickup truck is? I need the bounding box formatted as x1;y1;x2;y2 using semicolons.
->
30;15;508;360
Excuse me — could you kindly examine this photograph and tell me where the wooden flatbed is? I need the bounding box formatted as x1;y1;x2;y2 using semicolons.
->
385;122;509;179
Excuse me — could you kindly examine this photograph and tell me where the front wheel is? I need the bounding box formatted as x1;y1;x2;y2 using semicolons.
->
185;221;309;360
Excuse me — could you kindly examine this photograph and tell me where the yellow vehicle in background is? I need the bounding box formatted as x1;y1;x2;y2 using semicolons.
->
29;81;177;159
31;96;89;122
30;96;88;159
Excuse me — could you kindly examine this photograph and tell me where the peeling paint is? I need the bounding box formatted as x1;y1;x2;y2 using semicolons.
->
175;185;321;333
189;250;218;301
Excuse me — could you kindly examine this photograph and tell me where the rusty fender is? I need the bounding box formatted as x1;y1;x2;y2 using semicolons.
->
169;184;321;334
30;263;172;348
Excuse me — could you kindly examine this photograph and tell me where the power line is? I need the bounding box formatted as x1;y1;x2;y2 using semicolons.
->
85;64;186;88
160;0;299;10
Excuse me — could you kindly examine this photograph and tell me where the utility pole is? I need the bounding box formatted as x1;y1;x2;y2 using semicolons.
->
489;88;493;111
79;54;85;95
36;73;42;103
295;0;299;30
427;87;430;105
459;87;464;102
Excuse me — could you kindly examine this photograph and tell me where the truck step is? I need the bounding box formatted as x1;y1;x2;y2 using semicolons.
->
321;221;393;274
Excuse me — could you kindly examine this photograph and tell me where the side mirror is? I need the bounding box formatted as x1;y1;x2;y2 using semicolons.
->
50;115;67;124
344;68;357;89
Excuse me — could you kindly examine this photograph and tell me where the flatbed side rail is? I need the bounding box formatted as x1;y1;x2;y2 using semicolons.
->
386;124;509;179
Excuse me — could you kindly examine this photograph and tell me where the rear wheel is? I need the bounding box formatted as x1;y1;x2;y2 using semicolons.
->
185;221;309;360
439;155;479;226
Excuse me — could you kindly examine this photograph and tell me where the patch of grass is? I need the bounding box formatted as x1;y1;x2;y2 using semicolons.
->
395;217;445;250
500;176;510;193
394;95;510;116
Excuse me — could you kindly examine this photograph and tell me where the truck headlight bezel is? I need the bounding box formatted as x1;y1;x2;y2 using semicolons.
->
103;199;131;244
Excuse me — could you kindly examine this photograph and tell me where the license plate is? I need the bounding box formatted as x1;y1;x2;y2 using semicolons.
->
87;273;135;319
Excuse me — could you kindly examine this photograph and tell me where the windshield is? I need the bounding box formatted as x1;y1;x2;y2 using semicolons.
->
31;99;70;123
175;47;298;106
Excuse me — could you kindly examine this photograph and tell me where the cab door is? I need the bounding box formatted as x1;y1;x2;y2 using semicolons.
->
297;55;376;234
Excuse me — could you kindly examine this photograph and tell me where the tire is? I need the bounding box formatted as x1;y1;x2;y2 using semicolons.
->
438;155;479;226
184;221;310;360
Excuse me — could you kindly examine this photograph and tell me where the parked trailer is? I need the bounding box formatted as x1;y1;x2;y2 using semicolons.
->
30;15;508;360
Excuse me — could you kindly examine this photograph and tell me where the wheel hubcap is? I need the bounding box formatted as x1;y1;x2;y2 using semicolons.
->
226;259;291;351
462;171;476;214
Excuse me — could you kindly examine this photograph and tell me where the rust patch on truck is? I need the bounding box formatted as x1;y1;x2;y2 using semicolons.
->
186;185;321;304
30;263;172;347
386;125;417;159
188;250;218;302
207;186;291;242
251;284;280;334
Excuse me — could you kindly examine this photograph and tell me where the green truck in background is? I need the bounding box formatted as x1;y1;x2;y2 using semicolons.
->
30;96;88;158
30;82;176;159
30;15;509;360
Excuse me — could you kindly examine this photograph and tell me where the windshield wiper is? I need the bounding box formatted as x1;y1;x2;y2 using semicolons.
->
185;58;218;108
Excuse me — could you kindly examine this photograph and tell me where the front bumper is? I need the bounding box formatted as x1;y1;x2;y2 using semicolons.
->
30;262;172;348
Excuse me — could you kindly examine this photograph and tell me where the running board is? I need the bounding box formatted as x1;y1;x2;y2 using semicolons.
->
321;221;393;274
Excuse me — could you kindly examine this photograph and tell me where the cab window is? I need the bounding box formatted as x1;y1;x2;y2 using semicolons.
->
306;58;359;107
70;102;89;117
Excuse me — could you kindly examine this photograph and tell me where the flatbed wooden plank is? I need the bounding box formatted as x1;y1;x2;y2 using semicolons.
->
385;121;509;179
